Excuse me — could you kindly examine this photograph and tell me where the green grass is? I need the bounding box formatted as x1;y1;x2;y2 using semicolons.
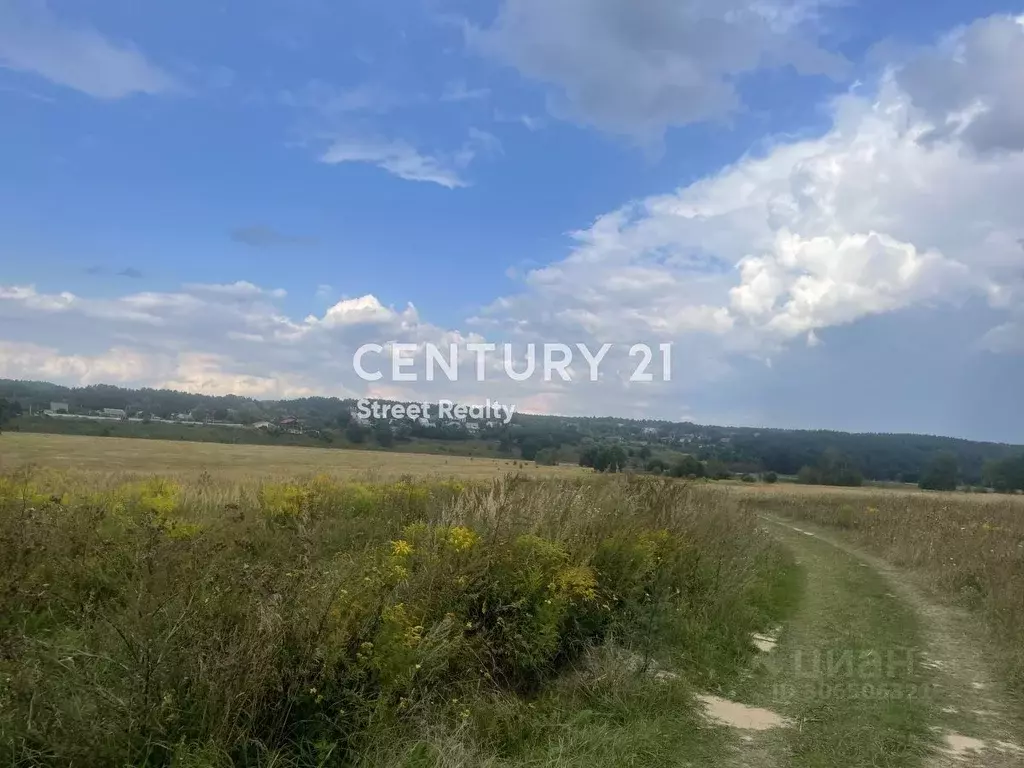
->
0;470;793;767
730;483;1024;697
737;522;935;768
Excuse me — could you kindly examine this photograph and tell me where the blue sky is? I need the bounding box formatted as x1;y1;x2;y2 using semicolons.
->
2;0;1024;442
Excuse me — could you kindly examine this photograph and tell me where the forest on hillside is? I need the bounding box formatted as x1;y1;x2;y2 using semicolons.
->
1;378;1021;488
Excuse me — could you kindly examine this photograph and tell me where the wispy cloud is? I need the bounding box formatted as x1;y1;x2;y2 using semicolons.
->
183;281;287;299
320;129;500;188
441;79;490;102
230;226;317;248
0;0;180;99
321;138;469;188
0;82;55;103
494;110;545;131
281;80;412;116
84;265;145;279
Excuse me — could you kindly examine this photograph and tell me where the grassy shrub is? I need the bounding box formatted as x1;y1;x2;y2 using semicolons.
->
0;470;791;766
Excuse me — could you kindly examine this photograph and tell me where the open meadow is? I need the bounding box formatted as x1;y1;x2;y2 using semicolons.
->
2;433;1023;767
0;433;586;481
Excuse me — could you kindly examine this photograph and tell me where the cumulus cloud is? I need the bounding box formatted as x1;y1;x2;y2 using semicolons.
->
467;0;848;141
0;0;179;99
896;15;1024;153
480;24;1024;358
0;341;156;384
0;279;692;418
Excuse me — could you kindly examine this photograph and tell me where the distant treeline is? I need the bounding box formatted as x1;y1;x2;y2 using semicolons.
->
1;379;1022;489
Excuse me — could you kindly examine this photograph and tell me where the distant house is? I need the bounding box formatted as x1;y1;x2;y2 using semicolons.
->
252;421;273;430
416;417;434;428
50;402;69;413
465;423;480;434
642;427;658;436
102;408;127;419
278;417;301;427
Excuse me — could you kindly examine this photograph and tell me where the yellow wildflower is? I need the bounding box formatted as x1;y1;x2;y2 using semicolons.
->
391;540;414;557
448;526;478;552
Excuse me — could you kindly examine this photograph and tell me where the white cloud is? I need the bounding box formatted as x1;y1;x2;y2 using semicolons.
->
441;79;490;102
896;15;1024;153
311;295;418;329
159;353;322;399
183;281;288;299
478;18;1024;358
321;138;469;188
320;129;500;188
494;111;545;131
0;280;686;417
0;0;179;99
280;80;410;115
0;341;155;384
467;0;848;141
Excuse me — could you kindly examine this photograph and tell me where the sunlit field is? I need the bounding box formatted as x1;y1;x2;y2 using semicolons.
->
3;434;1023;765
0;432;586;481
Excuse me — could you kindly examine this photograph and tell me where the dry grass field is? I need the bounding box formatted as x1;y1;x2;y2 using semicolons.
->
2;432;1023;765
0;432;586;481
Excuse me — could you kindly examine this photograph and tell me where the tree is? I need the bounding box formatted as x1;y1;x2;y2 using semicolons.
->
669;455;706;478
983;454;1024;493
797;465;822;485
762;471;779;484
579;445;598;468
798;450;863;487
919;452;959;491
373;423;394;448
645;458;668;474
534;447;558;466
0;397;22;433
345;423;368;444
586;445;627;473
705;459;732;480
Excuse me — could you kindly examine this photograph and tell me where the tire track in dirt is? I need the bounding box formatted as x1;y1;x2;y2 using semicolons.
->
764;516;1024;768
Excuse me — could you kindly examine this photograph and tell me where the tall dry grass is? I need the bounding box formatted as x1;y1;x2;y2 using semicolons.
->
0;469;791;766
